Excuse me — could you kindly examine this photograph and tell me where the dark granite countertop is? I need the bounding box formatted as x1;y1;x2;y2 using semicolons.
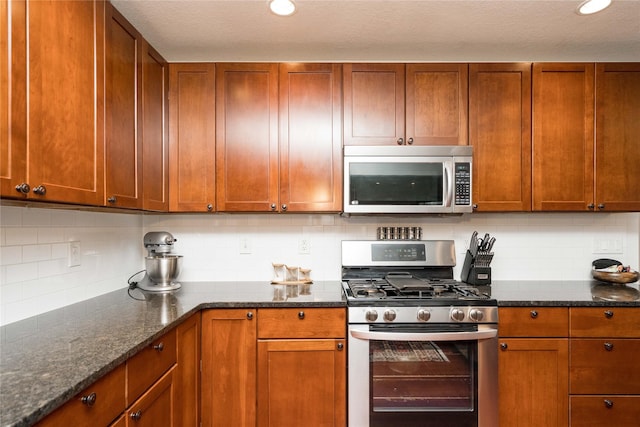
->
0;281;346;427
490;280;640;306
2;279;639;426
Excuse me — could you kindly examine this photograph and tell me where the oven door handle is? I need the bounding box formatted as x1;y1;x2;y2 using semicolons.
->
350;328;497;342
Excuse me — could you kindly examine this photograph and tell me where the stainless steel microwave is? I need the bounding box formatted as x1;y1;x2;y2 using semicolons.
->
343;145;473;214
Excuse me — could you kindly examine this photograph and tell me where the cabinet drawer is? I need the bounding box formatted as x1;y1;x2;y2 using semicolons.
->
37;364;126;427
258;308;346;339
570;396;640;427
499;307;568;337
570;307;640;337
126;367;175;426
570;339;640;394
127;328;176;405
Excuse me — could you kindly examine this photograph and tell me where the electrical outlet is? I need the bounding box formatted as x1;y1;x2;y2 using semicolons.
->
68;241;81;267
298;238;310;254
239;238;252;254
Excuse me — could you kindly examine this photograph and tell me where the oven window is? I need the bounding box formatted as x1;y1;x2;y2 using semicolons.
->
348;162;444;206
370;339;476;414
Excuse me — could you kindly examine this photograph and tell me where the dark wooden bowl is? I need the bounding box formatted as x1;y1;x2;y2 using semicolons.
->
592;270;639;284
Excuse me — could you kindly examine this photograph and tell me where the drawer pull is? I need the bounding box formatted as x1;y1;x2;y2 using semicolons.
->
530;310;538;319
604;310;614;319
247;311;254;320
130;410;142;421
604;399;614;408
298;311;305;320
153;342;164;352
500;343;508;350
81;392;97;407
604;342;614;351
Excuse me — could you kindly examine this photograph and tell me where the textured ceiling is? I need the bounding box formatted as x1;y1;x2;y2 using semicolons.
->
110;0;640;62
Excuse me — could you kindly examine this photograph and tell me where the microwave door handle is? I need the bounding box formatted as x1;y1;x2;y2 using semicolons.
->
350;329;497;342
444;163;453;208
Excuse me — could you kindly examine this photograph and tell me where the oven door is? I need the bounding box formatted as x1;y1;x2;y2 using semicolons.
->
348;323;498;427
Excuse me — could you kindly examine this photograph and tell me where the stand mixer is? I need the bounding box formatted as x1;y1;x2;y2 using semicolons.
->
137;231;182;292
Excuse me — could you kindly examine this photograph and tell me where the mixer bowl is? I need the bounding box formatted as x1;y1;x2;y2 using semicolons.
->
145;255;183;285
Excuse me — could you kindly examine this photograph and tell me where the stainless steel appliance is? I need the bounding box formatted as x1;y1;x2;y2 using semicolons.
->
342;240;498;427
343;145;472;214
137;231;182;292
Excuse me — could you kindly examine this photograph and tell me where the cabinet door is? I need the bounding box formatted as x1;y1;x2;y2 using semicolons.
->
498;338;569;427
141;41;169;212
216;63;279;211
36;364;126;427
406;63;468;146
343;63;405;146
257;339;346;427
126;368;174;427
1;0;27;198
24;0;105;205
105;4;142;209
532;63;594;211
174;312;200;427
595;63;640;211
279;63;342;212
469;63;532;211
168;63;215;212
201;309;257;427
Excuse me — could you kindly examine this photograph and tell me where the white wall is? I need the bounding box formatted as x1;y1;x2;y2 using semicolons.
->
2;204;639;326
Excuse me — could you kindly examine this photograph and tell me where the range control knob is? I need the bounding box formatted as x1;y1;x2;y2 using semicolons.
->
384;309;397;322
469;309;484;322
451;308;466;322
365;310;378;322
417;309;431;322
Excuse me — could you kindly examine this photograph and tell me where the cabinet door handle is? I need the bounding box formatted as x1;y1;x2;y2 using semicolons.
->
206;204;213;212
407;137;414;145
500;342;508;351
298;311;305;320
15;183;30;194
247;311;254;320
107;196;117;204
530;310;538;319
604;399;614;408
604;342;614;351
281;204;287;211
33;185;47;196
397;137;404;145
337;342;344;351
81;392;97;407
130;410;142;421
604;310;614;319
153;342;164;352
270;203;277;211
587;203;595;210
597;203;605;210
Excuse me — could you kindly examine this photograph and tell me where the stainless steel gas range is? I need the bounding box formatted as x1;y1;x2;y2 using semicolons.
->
342;240;498;427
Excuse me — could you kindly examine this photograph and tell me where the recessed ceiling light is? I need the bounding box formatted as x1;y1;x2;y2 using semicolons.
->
269;0;296;17
576;0;612;15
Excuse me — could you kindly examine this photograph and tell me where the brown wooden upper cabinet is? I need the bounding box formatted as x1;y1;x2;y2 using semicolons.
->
168;63;216;212
216;63;342;213
469;63;532;212
533;63;594;211
105;4;142;209
2;0;106;205
594;63;640;211
141;41;169;212
343;63;468;146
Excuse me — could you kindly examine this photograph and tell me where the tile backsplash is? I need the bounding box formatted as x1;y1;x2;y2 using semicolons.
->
2;204;639;326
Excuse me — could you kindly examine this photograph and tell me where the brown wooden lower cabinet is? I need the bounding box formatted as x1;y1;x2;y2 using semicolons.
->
201;307;346;427
36;312;199;427
498;338;569;427
126;367;175;426
570;396;640;427
257;339;346;427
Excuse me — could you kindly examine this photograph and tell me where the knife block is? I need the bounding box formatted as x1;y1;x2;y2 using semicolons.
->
460;250;492;285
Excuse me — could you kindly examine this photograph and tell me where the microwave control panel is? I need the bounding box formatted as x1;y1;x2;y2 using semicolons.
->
454;162;471;206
